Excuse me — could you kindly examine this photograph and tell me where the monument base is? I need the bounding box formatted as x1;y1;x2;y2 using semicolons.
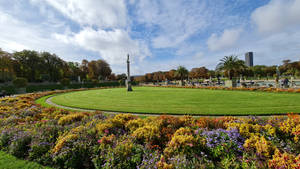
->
127;84;133;91
225;80;237;87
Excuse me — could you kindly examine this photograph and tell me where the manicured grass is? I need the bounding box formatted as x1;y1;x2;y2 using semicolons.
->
48;87;300;115
0;151;53;169
35;94;53;108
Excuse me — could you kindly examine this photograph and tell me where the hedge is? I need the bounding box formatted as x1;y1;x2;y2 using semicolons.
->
0;81;135;95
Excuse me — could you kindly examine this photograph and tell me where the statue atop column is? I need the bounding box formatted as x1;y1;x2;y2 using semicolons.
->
126;54;133;91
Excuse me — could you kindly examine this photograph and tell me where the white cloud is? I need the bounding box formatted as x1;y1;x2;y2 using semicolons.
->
42;0;128;28
54;28;151;65
135;0;208;48
0;11;92;62
207;28;243;51
251;0;300;34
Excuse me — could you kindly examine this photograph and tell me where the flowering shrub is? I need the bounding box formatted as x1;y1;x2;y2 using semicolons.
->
154;85;300;94
132;125;160;144
201;128;244;159
164;128;198;156
57;112;88;125
0;88;299;168
268;149;300;169
244;135;275;157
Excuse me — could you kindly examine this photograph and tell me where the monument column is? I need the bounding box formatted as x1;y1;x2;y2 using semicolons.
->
127;54;133;91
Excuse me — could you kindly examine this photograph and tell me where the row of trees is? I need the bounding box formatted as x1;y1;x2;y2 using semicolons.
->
0;49;117;83
134;56;300;83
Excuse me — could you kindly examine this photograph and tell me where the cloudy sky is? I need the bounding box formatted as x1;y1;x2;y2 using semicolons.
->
0;0;300;75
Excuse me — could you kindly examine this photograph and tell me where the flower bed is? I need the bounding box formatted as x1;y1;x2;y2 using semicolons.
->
0;89;299;169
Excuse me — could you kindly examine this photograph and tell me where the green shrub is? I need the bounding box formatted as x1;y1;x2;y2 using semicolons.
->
0;131;12;150
91;79;99;84
29;142;52;165
93;139;144;169
0;85;15;95
12;77;28;88
60;78;70;86
9;131;32;158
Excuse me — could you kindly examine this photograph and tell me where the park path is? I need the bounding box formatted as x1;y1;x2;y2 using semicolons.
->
45;96;287;118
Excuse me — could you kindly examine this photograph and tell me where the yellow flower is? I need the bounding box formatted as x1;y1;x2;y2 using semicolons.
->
132;125;160;142
292;124;300;143
268;149;300;169
58;112;88;125
125;118;145;132
110;114;136;128
52;134;77;153
244;135;275;157
264;124;276;136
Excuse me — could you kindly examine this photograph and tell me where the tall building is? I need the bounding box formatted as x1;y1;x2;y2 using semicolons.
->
245;52;253;67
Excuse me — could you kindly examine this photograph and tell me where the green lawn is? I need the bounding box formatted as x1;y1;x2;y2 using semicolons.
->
0;151;52;169
47;87;300;115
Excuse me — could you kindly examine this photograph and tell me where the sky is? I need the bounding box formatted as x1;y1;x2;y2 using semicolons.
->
0;0;300;75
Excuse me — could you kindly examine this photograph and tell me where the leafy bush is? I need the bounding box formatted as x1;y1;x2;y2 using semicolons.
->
60;78;70;86
29;142;52;165
9;131;32;158
93;138;144;169
13;77;28;88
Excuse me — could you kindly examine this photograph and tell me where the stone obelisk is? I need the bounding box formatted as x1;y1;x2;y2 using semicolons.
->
126;54;133;91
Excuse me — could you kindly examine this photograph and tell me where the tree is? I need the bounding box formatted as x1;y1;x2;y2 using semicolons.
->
134;75;146;82
165;69;176;80
0;49;14;82
88;60;112;80
108;73;117;81
153;71;166;82
97;60;112;80
116;73;127;80
175;66;189;85
145;73;154;82
13;50;43;82
41;52;65;82
216;55;246;80
189;67;209;79
80;59;89;80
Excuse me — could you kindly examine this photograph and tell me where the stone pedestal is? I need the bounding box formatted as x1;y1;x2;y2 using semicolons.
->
126;80;132;91
225;80;237;87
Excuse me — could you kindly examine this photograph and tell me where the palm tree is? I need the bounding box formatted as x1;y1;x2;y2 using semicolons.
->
175;66;189;86
216;55;246;80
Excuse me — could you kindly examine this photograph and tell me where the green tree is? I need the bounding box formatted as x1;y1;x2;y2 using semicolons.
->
13;50;43;82
175;66;189;86
41;52;65;82
0;49;14;82
216;55;246;80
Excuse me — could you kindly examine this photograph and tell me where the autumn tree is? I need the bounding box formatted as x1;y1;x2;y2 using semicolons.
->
88;60;112;80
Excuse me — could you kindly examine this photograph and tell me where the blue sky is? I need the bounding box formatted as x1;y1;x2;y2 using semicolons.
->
0;0;300;75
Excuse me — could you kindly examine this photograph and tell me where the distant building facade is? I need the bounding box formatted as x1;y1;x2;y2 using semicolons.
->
245;52;253;67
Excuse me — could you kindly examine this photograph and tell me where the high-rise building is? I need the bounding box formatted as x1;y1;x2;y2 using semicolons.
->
245;52;253;67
